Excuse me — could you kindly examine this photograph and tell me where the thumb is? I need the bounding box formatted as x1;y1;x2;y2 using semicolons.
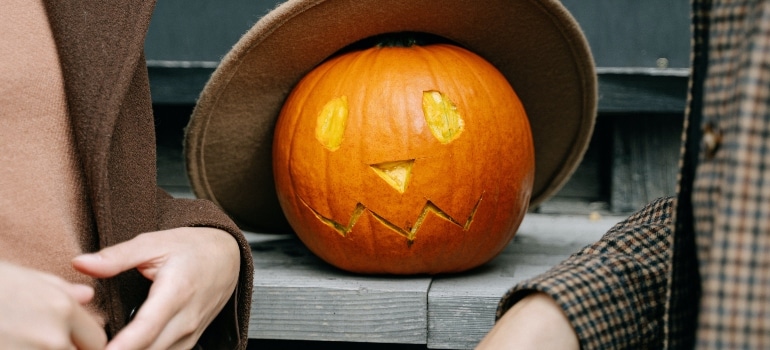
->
72;253;118;278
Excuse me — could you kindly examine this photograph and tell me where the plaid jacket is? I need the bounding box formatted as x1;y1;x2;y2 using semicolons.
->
498;1;770;348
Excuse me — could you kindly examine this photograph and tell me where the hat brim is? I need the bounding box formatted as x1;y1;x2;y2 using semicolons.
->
185;0;597;232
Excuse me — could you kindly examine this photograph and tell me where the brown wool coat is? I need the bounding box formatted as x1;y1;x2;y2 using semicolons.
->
42;1;253;348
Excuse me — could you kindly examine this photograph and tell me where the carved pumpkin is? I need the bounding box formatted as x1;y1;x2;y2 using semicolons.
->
273;37;534;274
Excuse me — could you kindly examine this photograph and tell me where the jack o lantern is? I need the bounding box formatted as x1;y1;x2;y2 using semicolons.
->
272;35;535;274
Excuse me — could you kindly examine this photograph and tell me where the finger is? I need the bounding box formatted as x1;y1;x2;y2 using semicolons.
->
70;304;108;350
37;272;95;305
66;283;96;305
72;234;165;279
105;278;186;350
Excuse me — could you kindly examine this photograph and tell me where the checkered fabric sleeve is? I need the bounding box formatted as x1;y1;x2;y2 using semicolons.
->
497;197;676;349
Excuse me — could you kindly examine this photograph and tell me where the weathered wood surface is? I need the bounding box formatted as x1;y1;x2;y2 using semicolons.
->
611;113;682;212
147;65;690;114
248;234;431;344
246;213;621;349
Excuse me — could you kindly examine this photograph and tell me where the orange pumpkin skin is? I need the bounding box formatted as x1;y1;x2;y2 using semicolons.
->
273;42;534;274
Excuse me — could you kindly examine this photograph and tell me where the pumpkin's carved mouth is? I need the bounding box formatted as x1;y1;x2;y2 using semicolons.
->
298;195;483;243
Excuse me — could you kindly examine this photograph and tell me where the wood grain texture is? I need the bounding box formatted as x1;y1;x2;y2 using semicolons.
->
610;114;682;212
248;234;431;344
246;213;619;348
148;67;690;113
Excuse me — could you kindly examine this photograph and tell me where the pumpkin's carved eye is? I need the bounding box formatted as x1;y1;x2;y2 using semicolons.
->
315;96;348;151
422;90;464;144
315;91;464;152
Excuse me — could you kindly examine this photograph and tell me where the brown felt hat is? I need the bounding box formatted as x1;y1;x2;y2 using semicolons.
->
185;0;597;232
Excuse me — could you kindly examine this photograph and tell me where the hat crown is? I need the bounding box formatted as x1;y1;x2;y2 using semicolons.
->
186;0;596;231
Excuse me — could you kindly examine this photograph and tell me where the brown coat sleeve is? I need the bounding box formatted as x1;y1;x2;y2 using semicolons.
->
41;2;253;346
155;188;253;349
496;197;675;349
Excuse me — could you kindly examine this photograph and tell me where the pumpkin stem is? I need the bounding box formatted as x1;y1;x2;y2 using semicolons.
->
375;32;453;47
335;32;459;55
375;33;420;48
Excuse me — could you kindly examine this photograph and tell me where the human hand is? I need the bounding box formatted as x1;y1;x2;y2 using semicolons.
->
475;292;579;350
0;260;107;349
72;227;240;350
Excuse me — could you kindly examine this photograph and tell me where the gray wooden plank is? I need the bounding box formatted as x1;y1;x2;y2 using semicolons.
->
145;0;282;62
426;213;622;349
561;0;690;69
148;66;690;112
597;74;688;113
610;114;682;212
145;0;691;69
248;234;432;344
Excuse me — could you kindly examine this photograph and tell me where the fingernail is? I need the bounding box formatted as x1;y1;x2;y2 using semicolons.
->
73;253;101;263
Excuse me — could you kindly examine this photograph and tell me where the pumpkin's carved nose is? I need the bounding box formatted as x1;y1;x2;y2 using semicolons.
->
370;159;414;193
